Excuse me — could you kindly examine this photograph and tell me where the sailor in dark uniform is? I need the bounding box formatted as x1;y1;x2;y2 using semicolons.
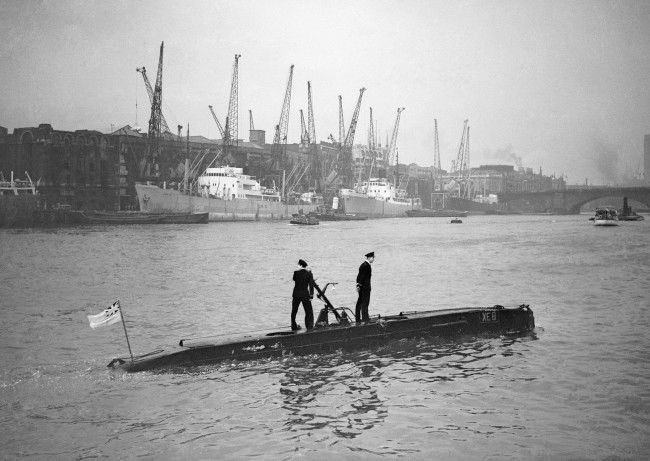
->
291;259;315;330
355;251;375;323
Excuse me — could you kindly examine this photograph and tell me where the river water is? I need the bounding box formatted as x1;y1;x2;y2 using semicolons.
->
0;215;648;459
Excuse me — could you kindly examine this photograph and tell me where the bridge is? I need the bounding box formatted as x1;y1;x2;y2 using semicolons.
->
498;186;650;214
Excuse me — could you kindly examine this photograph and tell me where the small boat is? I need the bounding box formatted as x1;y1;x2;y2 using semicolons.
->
108;282;535;372
290;214;319;225
406;209;468;218
451;218;463;224
592;207;619;226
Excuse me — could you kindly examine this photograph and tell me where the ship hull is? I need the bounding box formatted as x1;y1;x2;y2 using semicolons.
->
74;211;209;225
108;305;535;372
593;219;619;226
406;209;468;218
308;212;367;221
339;194;421;218
136;184;319;221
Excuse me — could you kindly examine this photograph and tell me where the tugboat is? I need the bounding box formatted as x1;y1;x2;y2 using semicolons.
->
451;217;463;224
289;214;319;225
107;281;535;372
618;197;645;221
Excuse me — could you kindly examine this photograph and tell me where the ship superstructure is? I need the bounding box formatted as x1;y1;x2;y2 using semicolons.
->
197;166;280;201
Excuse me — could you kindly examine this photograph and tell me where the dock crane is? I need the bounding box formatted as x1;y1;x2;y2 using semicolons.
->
325;95;344;150
433;118;442;189
429;118;446;208
306;81;322;192
290;83;317;192
272;64;294;173
387;108;405;166
338;95;345;147
357;106;376;186
326;87;366;188
284;158;310;197
307;82;316;146
342;87;366;173
463;124;471;198
136;65;171;135
464;125;470;175
208;105;225;139
299;109;308;145
223;54;241;149
452;120;472;199
453;120;469;176
368;107;375;152
144;41;165;178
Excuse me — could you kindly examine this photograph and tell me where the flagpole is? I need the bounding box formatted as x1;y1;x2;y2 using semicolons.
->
118;301;135;363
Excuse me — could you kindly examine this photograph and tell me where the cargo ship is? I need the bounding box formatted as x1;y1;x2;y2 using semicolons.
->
136;166;318;221
337;177;421;218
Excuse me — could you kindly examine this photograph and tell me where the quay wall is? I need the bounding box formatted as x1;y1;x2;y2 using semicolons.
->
0;195;41;227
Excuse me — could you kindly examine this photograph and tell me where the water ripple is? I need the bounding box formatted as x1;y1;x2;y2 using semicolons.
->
1;215;649;458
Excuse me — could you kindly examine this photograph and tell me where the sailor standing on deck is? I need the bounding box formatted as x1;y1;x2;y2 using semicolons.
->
291;259;315;330
355;251;374;323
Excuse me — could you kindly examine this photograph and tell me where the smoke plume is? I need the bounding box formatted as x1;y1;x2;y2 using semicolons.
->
591;138;619;184
483;145;524;168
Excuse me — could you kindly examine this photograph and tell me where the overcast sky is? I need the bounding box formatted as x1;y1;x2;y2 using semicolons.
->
1;0;649;184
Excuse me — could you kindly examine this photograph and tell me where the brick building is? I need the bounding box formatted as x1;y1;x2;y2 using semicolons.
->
0;124;120;210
